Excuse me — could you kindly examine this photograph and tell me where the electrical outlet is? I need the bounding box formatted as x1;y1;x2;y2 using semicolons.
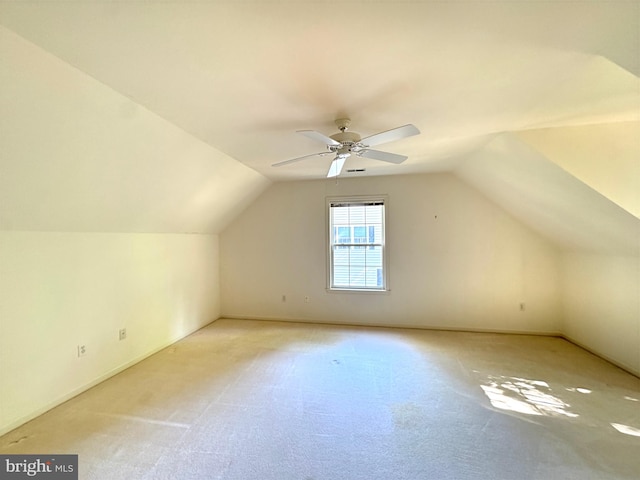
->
77;345;86;357
119;328;127;341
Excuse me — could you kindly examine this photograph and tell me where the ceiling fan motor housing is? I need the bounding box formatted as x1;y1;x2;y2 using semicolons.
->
329;130;363;156
330;131;361;144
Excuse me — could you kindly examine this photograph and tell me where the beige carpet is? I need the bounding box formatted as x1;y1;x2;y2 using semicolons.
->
1;319;639;479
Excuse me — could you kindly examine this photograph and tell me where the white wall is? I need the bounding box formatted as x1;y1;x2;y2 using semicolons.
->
456;133;640;376
221;174;562;334
0;25;263;436
562;253;640;376
0;232;220;435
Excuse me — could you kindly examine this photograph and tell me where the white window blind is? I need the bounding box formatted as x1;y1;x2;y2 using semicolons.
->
328;197;387;291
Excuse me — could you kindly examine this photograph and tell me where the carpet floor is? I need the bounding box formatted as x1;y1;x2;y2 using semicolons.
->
1;319;639;479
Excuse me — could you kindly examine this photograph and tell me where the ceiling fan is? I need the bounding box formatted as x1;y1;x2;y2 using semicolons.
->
272;118;420;177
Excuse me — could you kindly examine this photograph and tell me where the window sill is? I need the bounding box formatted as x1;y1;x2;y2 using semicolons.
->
327;287;390;294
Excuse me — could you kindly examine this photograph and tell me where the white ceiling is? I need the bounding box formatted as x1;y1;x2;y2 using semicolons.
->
0;1;638;247
456;133;640;255
1;1;638;181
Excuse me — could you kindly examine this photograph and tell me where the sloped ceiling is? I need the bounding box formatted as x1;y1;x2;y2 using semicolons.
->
456;133;640;255
517;122;640;218
0;26;270;233
0;1;638;239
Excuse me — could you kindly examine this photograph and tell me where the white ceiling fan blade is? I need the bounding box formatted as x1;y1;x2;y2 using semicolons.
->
360;124;420;147
272;152;329;167
326;157;347;178
358;149;408;164
298;130;342;146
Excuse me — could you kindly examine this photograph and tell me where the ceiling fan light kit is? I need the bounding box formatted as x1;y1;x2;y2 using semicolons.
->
272;118;420;178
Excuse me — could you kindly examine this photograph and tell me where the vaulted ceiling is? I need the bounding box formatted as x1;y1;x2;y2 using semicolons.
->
1;1;638;245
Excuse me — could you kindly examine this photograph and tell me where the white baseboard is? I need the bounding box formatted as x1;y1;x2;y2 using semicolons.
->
560;333;639;379
219;314;563;337
0;318;219;437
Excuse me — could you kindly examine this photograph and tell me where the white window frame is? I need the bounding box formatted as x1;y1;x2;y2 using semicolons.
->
326;195;389;292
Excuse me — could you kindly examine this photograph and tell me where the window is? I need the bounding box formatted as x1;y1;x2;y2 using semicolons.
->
328;196;387;291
